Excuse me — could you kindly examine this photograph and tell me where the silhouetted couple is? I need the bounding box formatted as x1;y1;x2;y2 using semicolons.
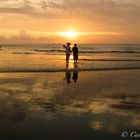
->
63;43;78;63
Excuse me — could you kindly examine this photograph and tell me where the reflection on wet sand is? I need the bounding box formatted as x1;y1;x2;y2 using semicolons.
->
65;62;79;83
65;62;71;83
0;71;140;140
72;63;78;83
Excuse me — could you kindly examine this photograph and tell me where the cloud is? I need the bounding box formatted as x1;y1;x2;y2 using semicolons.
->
39;0;140;20
0;0;140;25
0;0;140;21
0;0;63;19
0;36;7;41
0;30;67;43
0;0;35;15
0;0;140;43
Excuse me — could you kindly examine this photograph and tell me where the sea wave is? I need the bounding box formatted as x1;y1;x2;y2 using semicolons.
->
34;49;140;54
0;66;140;73
79;59;140;61
12;52;36;55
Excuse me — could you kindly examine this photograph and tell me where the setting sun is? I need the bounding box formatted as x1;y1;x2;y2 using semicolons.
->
64;31;77;37
58;31;78;38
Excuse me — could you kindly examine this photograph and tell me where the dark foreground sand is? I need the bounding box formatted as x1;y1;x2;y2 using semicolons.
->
0;70;140;140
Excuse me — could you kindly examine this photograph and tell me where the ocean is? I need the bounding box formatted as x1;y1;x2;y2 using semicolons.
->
0;44;140;72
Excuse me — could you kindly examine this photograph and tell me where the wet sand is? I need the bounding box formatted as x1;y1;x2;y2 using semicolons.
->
0;70;140;140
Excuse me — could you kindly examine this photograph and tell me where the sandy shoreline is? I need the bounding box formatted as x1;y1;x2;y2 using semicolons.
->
0;70;140;140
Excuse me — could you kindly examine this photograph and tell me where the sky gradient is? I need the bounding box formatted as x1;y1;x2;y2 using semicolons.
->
0;0;140;44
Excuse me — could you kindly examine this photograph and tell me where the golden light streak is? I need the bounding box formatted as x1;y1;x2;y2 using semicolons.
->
57;31;79;37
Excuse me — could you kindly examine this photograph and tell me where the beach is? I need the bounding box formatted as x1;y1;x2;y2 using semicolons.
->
1;0;140;139
0;70;140;140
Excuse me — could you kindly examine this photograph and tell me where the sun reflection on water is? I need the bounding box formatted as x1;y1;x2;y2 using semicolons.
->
69;55;74;63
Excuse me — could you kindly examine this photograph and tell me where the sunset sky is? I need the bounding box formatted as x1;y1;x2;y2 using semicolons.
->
0;0;140;44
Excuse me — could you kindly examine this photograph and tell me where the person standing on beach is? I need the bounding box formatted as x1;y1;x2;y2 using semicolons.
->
72;44;78;63
63;42;71;62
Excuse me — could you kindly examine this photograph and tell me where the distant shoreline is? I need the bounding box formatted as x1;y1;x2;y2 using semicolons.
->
1;43;140;45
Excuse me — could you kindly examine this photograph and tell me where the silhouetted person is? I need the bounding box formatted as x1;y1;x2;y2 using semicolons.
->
72;44;78;63
72;63;78;82
63;43;71;62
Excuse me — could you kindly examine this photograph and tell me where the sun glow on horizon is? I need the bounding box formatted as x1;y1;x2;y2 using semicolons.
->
58;31;79;38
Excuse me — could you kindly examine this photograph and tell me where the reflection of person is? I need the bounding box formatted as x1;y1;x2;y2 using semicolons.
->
72;63;78;82
72;44;78;63
63;42;71;62
65;63;71;83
